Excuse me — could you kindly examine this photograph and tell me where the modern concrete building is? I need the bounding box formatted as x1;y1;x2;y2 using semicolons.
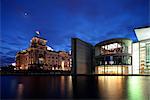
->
71;38;132;74
71;27;150;75
132;27;150;74
71;38;94;74
16;36;71;70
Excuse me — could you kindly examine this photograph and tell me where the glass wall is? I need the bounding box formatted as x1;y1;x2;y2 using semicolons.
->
95;39;132;74
99;42;132;55
132;40;150;74
146;43;150;68
95;56;132;66
95;65;132;74
139;40;150;73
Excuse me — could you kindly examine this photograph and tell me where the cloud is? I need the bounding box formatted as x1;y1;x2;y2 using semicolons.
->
0;56;15;66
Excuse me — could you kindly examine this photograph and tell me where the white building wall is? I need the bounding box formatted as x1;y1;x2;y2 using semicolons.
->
132;42;140;74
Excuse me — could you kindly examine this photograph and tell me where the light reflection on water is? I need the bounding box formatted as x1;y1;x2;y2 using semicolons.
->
97;76;125;99
17;83;24;99
1;76;150;99
127;77;150;100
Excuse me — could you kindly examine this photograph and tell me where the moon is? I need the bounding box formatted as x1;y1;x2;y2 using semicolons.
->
24;12;28;16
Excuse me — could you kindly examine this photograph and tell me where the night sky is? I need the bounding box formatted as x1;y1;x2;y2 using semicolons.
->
1;0;149;66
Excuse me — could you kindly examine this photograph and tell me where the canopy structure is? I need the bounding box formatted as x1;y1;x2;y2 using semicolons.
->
134;27;150;41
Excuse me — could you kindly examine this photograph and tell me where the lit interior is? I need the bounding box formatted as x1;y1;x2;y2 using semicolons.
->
95;66;131;74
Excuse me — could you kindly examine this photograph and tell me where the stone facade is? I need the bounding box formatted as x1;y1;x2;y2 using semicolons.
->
16;36;71;70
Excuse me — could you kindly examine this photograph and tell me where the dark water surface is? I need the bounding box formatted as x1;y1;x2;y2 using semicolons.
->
1;76;150;100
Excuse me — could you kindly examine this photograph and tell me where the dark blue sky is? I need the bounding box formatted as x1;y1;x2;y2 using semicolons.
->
1;0;149;66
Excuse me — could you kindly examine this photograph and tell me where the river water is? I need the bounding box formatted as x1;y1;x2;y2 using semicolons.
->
1;76;150;100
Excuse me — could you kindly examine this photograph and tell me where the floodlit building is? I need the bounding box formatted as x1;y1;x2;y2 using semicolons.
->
132;27;150;74
71;26;150;75
71;38;133;75
95;38;132;74
16;36;71;70
16;50;29;70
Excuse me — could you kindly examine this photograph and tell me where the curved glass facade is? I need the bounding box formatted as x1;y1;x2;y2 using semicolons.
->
95;39;132;74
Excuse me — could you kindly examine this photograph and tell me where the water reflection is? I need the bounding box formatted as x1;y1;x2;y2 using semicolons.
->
97;76;126;100
17;83;24;99
72;76;99;98
67;76;73;97
60;76;65;96
1;76;149;99
127;76;150;100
